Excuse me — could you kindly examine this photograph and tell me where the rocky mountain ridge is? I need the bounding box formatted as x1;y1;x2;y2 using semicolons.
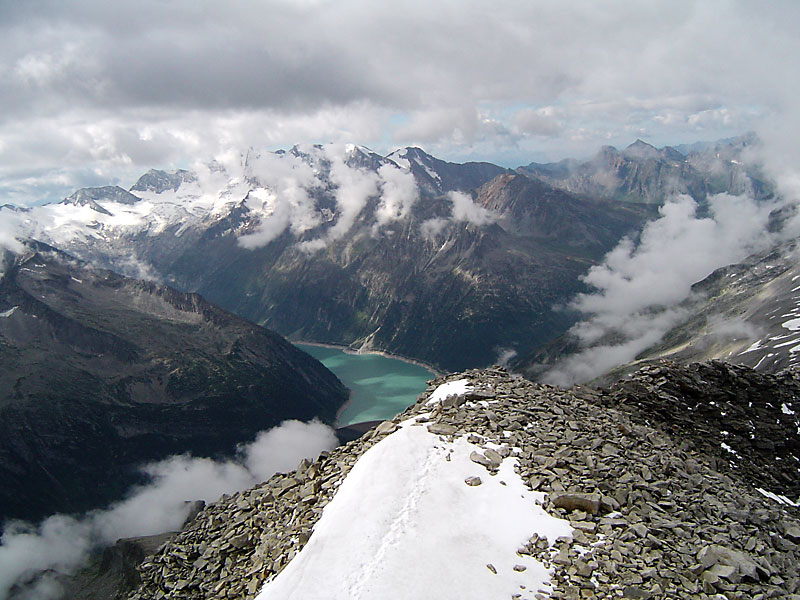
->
114;361;799;600
518;134;772;206
0;243;348;524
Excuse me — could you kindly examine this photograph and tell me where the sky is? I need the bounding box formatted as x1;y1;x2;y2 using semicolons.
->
1;0;798;206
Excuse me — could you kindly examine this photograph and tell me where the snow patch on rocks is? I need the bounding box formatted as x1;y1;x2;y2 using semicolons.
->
256;379;570;600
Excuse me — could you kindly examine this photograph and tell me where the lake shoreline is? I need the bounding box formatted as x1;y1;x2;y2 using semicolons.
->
292;340;444;378
293;340;442;428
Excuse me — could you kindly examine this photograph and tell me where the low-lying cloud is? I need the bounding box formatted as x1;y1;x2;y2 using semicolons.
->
420;191;499;239
449;191;499;226
237;145;421;252
0;210;24;255
542;192;778;386
372;163;419;233
0;419;337;600
237;150;322;249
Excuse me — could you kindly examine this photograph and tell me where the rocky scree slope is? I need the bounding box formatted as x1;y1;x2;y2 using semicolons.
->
0;243;348;524
127;363;799;599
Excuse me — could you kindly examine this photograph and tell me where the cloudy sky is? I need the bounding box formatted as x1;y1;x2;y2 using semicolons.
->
1;0;798;206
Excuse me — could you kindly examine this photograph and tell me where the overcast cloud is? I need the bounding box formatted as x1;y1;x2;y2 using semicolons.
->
0;1;798;205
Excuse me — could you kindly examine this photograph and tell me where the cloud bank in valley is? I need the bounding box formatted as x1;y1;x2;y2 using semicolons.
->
0;420;337;600
543;192;778;386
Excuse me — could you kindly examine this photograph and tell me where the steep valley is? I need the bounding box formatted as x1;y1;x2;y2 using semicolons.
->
0;243;348;524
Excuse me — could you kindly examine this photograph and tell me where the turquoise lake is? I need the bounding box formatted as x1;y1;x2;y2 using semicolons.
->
295;344;436;426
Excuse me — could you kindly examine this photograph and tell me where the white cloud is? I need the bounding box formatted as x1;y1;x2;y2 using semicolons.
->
394;107;481;145
512;108;561;137
238;151;322;249
449;191;499;226
420;217;450;239
325;152;380;241
0;210;24;255
372;163;419;233
417;192;498;239
2;1;798;205
0;419;337;600
543;193;778;386
237;144;423;250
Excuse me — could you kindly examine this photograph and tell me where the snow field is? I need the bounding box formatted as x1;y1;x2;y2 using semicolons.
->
256;381;573;600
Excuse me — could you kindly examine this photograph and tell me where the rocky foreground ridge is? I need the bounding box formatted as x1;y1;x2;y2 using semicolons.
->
123;362;800;599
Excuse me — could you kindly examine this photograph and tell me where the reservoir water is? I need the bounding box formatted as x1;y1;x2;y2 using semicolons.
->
295;344;436;426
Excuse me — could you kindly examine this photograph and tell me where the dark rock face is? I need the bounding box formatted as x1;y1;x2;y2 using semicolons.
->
602;360;800;498
0;243;348;524
125;363;800;599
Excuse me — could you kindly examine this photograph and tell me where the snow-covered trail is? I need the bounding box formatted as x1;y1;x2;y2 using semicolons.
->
255;381;573;600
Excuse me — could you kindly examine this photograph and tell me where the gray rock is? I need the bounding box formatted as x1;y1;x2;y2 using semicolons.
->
550;492;601;515
469;451;492;468
483;448;503;465
622;585;652;599
698;544;760;581
427;423;458;436
784;524;800;543
375;421;399;435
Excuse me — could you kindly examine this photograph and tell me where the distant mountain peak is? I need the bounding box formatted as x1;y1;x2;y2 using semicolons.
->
62;185;141;214
517;134;768;205
131;169;197;194
622;138;660;160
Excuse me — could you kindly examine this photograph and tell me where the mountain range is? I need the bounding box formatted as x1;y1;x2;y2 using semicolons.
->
518;133;773;206
3;138;761;372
